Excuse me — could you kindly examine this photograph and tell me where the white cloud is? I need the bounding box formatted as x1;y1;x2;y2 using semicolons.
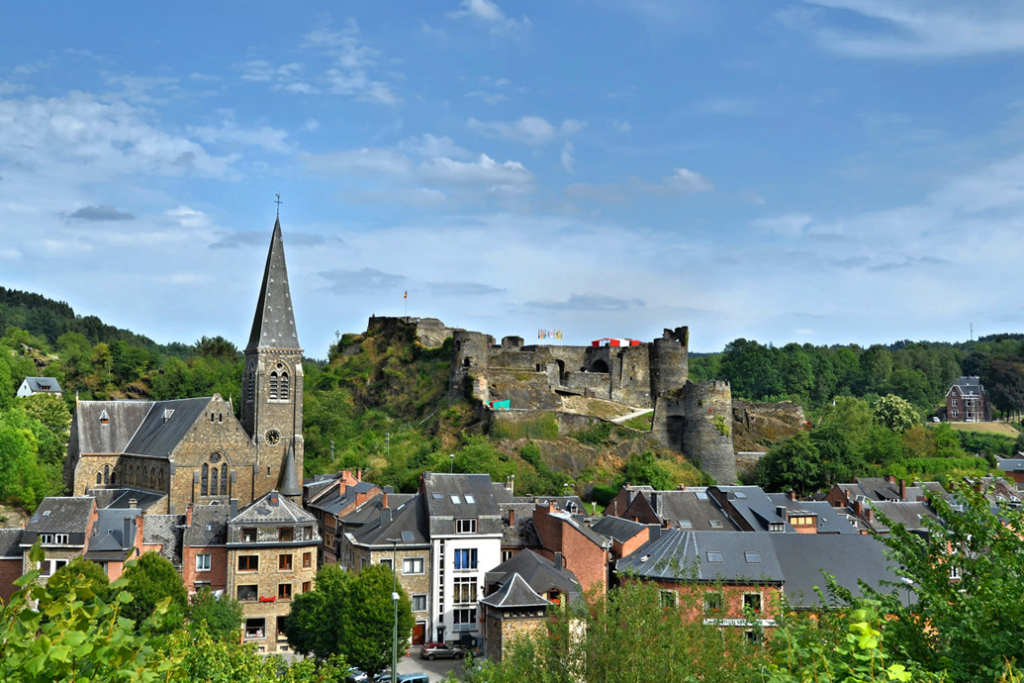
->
787;0;1024;58
447;0;530;32
612;120;632;133
298;148;413;177
564;166;714;202
398;134;471;160
303;119;320;132
239;61;303;83
649;168;715;194
419;154;533;187
561;119;587;135
750;213;814;237
561;142;576;173
188;120;292;154
467;116;556;146
465;90;509;105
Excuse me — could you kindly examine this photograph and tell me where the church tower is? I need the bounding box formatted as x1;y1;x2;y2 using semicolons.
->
241;218;304;502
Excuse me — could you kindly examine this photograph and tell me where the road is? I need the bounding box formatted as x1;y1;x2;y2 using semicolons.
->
394;651;468;682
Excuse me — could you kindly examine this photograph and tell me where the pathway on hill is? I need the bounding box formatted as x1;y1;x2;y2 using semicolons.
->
611;407;653;423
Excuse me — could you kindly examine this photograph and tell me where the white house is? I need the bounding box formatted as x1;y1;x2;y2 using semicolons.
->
17;377;63;398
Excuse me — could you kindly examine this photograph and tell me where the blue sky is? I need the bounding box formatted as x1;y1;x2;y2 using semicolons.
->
2;1;1024;357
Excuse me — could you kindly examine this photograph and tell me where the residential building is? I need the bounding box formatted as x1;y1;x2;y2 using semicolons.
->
945;376;992;422
20;497;97;579
16;376;62;398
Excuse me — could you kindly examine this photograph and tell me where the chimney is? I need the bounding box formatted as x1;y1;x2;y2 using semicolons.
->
899;479;906;500
677;484;687;491
788;490;797;501
230;498;239;517
886;475;896;484
867;508;875;522
508;509;516;527
357;469;362;482
382;492;389;509
123;517;132;548
186;504;194;526
553;552;563;569
661;519;670;529
128;498;137;509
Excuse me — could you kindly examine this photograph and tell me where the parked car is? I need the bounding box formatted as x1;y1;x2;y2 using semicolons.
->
345;668;369;683
419;642;465;660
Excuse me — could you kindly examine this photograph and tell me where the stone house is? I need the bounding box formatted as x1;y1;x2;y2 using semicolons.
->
63;220;305;516
304;470;380;565
20;497;98;579
226;490;319;654
16;376;62;398
945;376;991;423
480;574;551;663
0;529;23;604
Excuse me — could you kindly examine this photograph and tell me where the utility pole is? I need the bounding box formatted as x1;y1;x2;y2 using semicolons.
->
392;539;399;683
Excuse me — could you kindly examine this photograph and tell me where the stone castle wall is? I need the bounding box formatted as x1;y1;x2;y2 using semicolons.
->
682;380;737;485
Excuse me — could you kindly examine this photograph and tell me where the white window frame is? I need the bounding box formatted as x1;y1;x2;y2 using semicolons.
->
402;557;425;575
455;518;478;534
196;553;212;572
412;594;428;612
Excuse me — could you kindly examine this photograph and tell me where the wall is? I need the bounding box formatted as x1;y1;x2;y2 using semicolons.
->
0;558;22;604
532;504;608;596
683;381;737;486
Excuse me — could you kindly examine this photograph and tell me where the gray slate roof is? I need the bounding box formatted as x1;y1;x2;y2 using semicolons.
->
124;398;211;458
648;489;733;530
480;573;550;609
423;473;505;536
951;376;985;396
0;529;23;558
712;486;790;532
765;495;859;535
279;446;301;497
353;494;430;547
87;508;141;553
588;515;649;544
87;488;166;511
22;377;62;393
501;502;540;547
340;492;416;528
26;497;95;533
142;514;185;567
230;490;314;526
73;401;153;454
864;500;938;534
618;530;785;584
485;549;582;604
308;480;379;517
247;218;300;351
770;534;912;608
185;504;232;546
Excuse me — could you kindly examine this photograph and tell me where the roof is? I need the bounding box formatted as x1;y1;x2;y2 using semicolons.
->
949;376;985;396
279;445;301;497
0;528;23;558
87;488;166;511
307;480;378;517
864;500;938;534
142;514;185;567
501;502;540;547
353;494;430;547
21;377;62;393
73;401;154;454
247;218;300;351
588;515;649;544
185;504;232;546
544;507;611;549
770;534;913;608
997;457;1024;473
230;491;315;526
340;492;416;528
711;486;790;532
25;497;95;534
764;495;859;535
617;530;784;584
854;478;903;501
123;398;212;458
87;508;142;553
423;473;505;536
484;549;582;603
480;573;551;609
647;489;733;530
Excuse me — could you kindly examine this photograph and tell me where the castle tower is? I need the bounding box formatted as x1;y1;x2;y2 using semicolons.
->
448;330;493;403
241;218;304;503
649;326;689;399
682;380;737;485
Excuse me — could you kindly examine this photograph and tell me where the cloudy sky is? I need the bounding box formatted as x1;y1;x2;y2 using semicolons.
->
2;1;1023;357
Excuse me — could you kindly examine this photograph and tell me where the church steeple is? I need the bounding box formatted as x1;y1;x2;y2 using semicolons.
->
247;218;300;352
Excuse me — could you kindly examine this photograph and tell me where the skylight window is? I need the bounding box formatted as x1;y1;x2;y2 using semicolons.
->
706;551;723;562
710;520;723;528
432;493;443;500
695;492;708;500
450;495;461;504
464;495;475;504
745;552;761;563
680;520;693;529
734;491;747;499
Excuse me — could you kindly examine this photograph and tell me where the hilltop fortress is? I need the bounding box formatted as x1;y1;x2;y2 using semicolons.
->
367;316;740;485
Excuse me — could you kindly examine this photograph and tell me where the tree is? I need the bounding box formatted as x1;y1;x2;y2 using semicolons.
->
874;394;917;433
120;551;188;631
285;564;413;675
47;557;112;605
866;482;1024;682
755;433;825;496
614;450;674;491
983;357;1024;419
188;587;243;641
20;392;72;438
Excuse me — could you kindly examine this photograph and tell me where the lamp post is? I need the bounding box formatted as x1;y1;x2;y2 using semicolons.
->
391;539;398;683
449;453;455;473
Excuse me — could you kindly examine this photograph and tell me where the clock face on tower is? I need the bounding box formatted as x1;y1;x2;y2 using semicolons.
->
265;429;281;445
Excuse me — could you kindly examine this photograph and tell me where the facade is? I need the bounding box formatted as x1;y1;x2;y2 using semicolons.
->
20;497;98;579
945;376;992;423
62;220;304;515
17;376;63;398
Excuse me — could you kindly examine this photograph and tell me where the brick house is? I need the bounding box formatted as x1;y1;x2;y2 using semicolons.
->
532;501;611;597
946;376;992;423
0;529;22;604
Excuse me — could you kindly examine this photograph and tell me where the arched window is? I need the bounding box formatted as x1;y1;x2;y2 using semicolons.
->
158;469;164;490
201;464;209;496
103;465;109;485
244;359;257;404
221;464;228;495
96;471;102;485
210;467;218;497
280;372;290;400
110;471;116;486
269;371;279;400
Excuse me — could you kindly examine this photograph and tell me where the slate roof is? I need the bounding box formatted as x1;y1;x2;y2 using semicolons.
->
865;500;938;534
353;494;430;547
307;480;379;517
480;573;550;609
764;495;859;535
617;530;784;584
546;508;611;549
648;489;733;530
588;515;649;544
530;496;587;515
26;497;95;534
997;457;1024;474
142;514;185;567
501;502;540;547
185;504;232;546
230;490;314;526
123;398;211;458
341;492;416;528
87;488;166;511
950;376;985;396
279;446;301;497
22;377;62;393
0;529;23;558
712;486;791;532
423;473;505;536
484;549;582;604
73;401;153;454
770;534;912;608
247;218;300;351
854;478;903;501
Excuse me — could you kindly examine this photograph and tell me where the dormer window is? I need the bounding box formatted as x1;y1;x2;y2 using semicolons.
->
456;519;477;534
99;410;109;426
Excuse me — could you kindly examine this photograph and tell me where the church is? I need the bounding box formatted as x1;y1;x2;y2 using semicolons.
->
63;219;305;514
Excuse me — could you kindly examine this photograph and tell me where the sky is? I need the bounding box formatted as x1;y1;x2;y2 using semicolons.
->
2;1;1024;358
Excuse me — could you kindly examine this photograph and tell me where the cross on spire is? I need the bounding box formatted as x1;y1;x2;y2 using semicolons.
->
275;193;282;219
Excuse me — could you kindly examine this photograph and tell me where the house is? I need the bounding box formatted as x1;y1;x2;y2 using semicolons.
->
532;500;611;596
16;377;62;398
20;497;98;579
83;507;143;580
63;220;305;516
946;376;992;422
479;574;552;663
764;493;860;534
996;456;1024;485
303;470;381;564
603;485;731;530
0;529;23;604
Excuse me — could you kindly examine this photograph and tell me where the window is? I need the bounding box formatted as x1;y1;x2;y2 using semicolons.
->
453;548;477;570
710;520;723;528
238;555;259;572
455;519;478;534
450;495;461;505
412;594;427;612
39;534;68;545
403;557;425;575
453;608;477;632
303;552;312;568
745;552;761;563
453;577;477;603
279;554;293;570
196;554;211;572
303;526;314;540
277;617;288;642
659;590;677;608
302;581;312;593
280;372;290;400
269;372;279;400
502;550;514;563
210;467;218;496
221;464;228;495
279;528;294;542
380;558;393;571
745;629;764;645
201;464;209;496
952;410;959;418
39;559;68;577
703;593;723;613
237;585;258;601
952;399;958;407
242;528;257;543
278;583;293;600
706;551;723;562
743;593;762;613
464;495;476;504
244;617;265;639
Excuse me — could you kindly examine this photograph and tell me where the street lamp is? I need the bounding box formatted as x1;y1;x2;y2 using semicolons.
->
449;453;455;473
391;539;399;683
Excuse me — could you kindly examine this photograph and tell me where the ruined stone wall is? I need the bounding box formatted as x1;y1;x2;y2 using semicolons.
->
449;330;494;402
651;393;686;452
682;381;737;485
649;327;689;398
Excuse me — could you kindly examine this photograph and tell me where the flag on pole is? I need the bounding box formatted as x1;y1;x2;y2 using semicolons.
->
403;291;408;299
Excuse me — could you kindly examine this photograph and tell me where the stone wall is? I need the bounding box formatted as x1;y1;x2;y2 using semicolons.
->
682;381;737;486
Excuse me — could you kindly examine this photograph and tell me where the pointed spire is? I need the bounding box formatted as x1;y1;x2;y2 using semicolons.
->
279;444;301;497
247;218;300;351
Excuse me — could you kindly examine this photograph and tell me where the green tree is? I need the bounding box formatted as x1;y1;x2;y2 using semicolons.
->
47;557;112;605
120;551;189;632
285;564;413;675
188;587;243;641
614;450;674;490
20;392;72;437
756;433;825;496
874;394;918;433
